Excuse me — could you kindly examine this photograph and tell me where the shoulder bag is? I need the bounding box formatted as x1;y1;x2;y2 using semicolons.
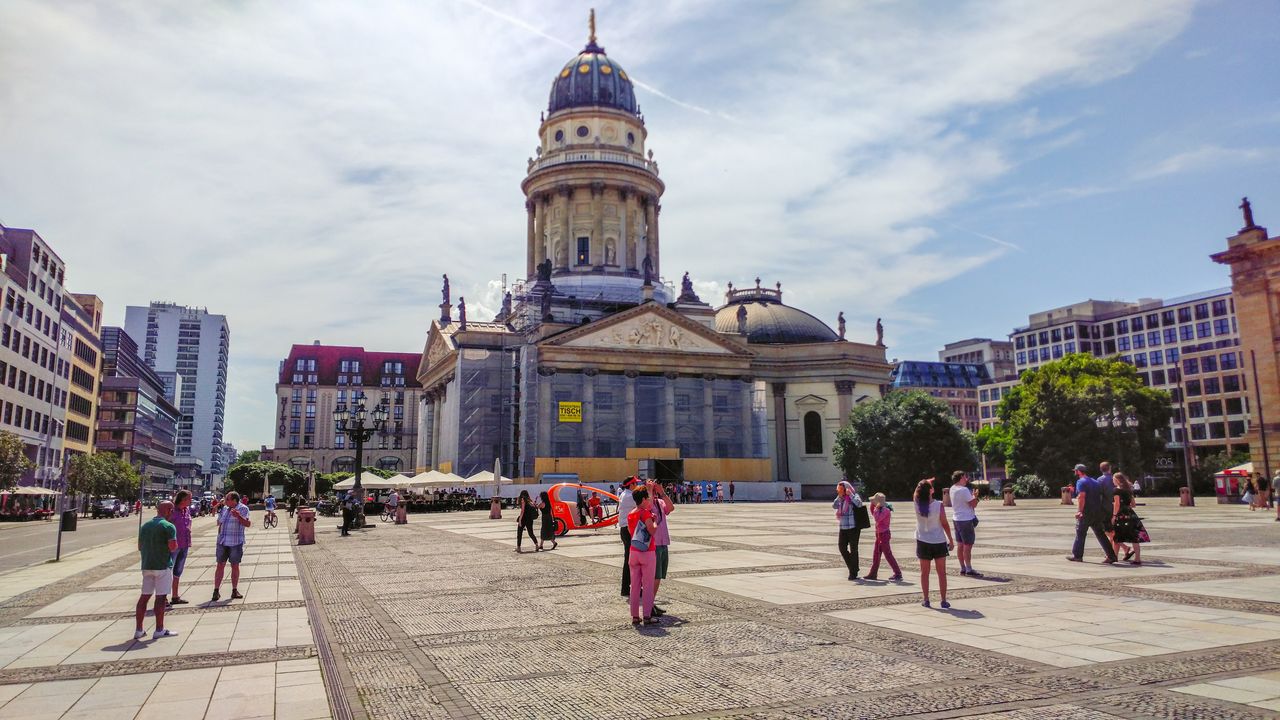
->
630;522;652;551
853;503;871;530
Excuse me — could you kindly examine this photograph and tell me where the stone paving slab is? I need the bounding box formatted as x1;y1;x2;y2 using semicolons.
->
1173;669;1280;712
1158;546;1280;565
677;566;989;604
1135;574;1280;603
585;548;824;572
978;554;1212;580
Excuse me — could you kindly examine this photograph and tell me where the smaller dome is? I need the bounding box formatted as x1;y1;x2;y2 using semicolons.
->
715;298;839;345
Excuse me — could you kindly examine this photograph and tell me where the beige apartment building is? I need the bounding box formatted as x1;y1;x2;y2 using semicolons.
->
272;343;422;474
62;293;103;458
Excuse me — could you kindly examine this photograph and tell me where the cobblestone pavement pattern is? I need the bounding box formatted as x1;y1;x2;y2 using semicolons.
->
291;497;1280;719
0;513;328;719
6;498;1280;719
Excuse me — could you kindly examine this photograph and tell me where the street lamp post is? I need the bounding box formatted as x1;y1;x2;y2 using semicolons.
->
333;393;387;528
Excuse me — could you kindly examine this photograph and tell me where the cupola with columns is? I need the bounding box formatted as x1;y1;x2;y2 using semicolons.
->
521;9;665;292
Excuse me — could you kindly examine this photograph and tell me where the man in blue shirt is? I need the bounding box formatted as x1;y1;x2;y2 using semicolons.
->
1067;464;1118;563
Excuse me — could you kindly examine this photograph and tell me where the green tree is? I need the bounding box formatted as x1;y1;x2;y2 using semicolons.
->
66;453;110;513
99;454;141;501
226;461;305;498
363;466;396;479
975;424;1013;468
832;390;977;499
0;429;35;489
229;449;261;469
1002;353;1172;487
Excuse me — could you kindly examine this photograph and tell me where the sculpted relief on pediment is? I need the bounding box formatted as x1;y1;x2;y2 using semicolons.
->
565;315;730;354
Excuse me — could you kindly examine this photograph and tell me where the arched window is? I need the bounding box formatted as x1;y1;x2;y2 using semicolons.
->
377;457;402;471
803;411;824;455
331;456;355;473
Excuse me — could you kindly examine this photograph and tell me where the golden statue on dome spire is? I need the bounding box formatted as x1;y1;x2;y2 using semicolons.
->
588;8;597;44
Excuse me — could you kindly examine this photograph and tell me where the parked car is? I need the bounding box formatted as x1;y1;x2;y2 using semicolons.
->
91;498;128;519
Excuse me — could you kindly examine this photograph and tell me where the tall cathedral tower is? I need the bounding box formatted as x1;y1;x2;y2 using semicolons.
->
520;11;666;303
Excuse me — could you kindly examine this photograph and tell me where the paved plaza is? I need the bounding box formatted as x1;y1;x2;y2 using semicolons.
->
1;497;1279;718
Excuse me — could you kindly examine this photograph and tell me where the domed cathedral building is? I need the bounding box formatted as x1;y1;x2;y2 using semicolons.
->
414;13;892;497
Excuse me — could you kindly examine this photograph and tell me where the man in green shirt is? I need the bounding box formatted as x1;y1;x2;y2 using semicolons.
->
135;500;179;640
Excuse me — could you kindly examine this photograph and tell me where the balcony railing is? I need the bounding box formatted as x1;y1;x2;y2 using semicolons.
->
528;149;658;176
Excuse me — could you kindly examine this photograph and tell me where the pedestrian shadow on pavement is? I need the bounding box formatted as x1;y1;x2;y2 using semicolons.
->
100;639;138;652
937;608;984;620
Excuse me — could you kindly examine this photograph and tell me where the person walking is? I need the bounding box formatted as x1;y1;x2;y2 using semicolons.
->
647;480;674;617
716;482;725;503
515;490;539;552
1111;472;1147;565
212;491;251;602
864;493;902;581
168;490;194;607
833;480;865;580
948;471;982;577
729;480;735;503
618;477;638;597
135;500;180;640
1067;464;1118;564
1097;461;1116;544
537;490;557;551
626;487;660;625
340;490;355;536
913;478;954;608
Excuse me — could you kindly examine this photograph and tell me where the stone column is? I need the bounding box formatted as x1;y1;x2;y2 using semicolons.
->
525;198;536;279
651;199;661;278
627;190;641;271
624;370;638;448
533;194;547;272
537;368;554;456
702;374;716;457
618;188;629;271
772;382;791;482
664;372;678;449
558;184;572;270
740;376;755;457
418;393;434;469
643;197;656;277
590;181;605;269
835;380;855;427
583;369;597;456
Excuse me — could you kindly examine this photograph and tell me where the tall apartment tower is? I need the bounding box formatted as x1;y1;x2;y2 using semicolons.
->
1212;198;1280;478
124;302;230;479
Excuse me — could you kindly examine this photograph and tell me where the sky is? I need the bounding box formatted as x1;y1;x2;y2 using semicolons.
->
1;0;1278;452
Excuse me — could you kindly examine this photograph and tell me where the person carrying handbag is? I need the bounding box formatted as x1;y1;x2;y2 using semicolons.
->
833;480;868;580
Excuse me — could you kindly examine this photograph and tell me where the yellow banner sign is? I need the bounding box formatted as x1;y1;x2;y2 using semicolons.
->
558;401;583;423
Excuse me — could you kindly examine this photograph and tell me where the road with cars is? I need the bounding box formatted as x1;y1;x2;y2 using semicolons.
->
0;513;145;574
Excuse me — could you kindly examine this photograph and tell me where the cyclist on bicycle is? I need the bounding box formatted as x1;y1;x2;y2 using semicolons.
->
264;494;277;526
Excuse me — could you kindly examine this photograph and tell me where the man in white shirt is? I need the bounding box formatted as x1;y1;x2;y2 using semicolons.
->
949;471;981;577
617;477;638;597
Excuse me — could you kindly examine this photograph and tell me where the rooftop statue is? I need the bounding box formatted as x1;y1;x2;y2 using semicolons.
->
837;312;846;340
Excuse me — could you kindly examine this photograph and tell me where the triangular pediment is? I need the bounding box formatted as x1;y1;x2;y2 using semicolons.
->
545;303;751;356
417;322;456;378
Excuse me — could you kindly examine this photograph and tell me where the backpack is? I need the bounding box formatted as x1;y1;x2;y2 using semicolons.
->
630;521;652;551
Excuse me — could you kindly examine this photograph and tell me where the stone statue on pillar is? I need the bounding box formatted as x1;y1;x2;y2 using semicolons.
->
875;318;885;346
536;257;553;283
439;274;452;324
837;312;846;340
458;297;467;330
1241;196;1258;230
736;304;748;334
540;284;554;322
677;271;702;303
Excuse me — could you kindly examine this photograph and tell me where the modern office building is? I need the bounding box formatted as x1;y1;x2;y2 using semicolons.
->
0;223;72;486
939;338;1016;381
97;327;180;488
124;302;229;480
977;378;1020;430
889;361;990;433
1009;288;1247;460
61;293;104;459
412;17;893;495
272;343;422;473
220;441;239;469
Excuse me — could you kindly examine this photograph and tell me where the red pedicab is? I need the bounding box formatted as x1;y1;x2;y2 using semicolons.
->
546;483;619;536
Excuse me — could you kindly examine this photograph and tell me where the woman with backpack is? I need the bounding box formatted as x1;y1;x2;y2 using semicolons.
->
626;488;660;625
515;490;539;553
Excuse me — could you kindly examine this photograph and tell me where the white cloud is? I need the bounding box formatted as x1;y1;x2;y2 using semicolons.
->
1134;144;1278;180
0;0;1196;447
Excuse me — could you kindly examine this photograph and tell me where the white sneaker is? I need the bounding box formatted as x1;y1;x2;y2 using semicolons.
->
133;629;146;640
152;628;179;639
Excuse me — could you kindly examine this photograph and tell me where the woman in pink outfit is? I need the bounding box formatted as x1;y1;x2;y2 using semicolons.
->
626;488;660;625
864;493;902;581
